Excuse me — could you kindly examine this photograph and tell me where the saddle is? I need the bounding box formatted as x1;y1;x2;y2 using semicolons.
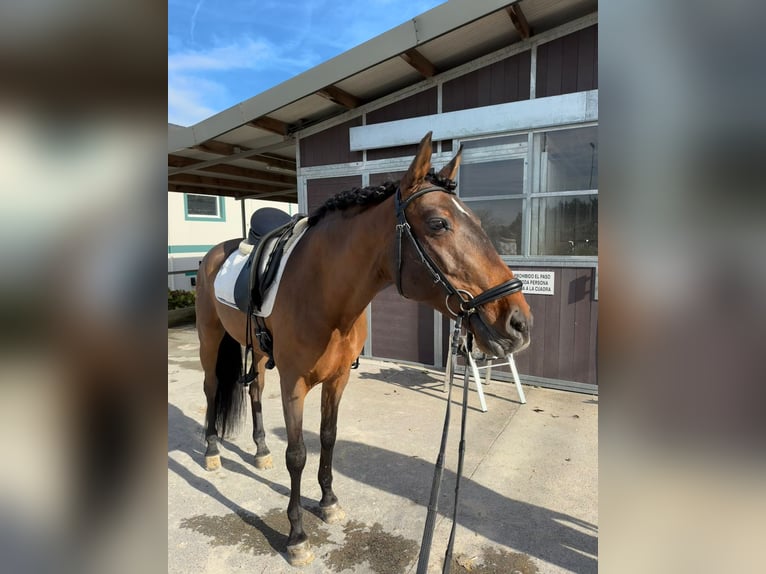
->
236;208;306;380
230;208;302;315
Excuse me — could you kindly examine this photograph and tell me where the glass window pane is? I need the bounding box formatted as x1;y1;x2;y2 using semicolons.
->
463;198;523;256
460;159;524;198
541;126;598;192
531;195;598;255
187;194;219;216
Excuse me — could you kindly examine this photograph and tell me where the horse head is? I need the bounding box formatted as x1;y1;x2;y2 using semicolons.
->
394;132;532;356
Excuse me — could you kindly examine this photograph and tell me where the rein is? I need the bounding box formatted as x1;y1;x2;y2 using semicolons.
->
398;178;523;574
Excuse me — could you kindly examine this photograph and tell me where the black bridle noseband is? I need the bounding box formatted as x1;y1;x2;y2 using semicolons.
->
393;176;523;316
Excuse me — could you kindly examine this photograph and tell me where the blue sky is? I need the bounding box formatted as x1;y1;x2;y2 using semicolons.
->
168;0;447;126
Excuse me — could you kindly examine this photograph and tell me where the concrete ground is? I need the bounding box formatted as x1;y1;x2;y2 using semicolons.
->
168;324;597;574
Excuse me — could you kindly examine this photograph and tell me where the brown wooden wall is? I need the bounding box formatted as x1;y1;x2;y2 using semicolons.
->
371;285;435;364
306;175;362;215
300;118;363;167
367;89;437;161
496;266;597;385
441;266;597;385
536;24;598;98
442;51;531;113
367;171;436;365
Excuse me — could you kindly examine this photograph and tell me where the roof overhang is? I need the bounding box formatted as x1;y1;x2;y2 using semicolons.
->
167;0;597;203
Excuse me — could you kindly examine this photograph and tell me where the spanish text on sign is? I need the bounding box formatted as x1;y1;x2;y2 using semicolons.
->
513;271;555;296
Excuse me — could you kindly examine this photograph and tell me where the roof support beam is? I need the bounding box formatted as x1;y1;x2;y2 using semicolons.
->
191;139;244;156
251;153;296;171
248;116;290;136
169;173;291;195
168;139;295;176
506;4;532;39
400;48;437;78
168;154;295;184
317;85;362;109
169;183;296;201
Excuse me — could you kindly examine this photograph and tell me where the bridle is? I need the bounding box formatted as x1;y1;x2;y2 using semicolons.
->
235;168;523;574
393;175;523;317
395;174;526;574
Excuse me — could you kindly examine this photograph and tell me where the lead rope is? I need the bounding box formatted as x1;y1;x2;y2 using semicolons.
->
416;317;471;574
443;330;473;573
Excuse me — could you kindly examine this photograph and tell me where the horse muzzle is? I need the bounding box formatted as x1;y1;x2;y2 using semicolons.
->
467;308;531;357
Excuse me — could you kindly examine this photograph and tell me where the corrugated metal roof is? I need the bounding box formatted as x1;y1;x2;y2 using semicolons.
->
168;0;596;202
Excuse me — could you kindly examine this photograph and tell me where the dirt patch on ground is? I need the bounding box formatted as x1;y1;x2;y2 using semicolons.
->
323;519;419;573
451;547;539;574
180;507;331;557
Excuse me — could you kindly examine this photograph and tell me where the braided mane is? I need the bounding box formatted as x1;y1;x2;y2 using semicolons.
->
306;171;455;227
307;180;398;226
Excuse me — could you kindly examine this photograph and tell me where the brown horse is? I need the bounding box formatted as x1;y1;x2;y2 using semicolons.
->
194;132;532;566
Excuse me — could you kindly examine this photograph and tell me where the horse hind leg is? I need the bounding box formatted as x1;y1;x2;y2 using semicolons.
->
202;328;246;471
250;355;273;469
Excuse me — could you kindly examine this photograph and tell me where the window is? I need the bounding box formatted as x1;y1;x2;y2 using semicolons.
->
184;193;226;222
531;126;597;255
458;124;597;259
531;195;598;255
459;136;527;256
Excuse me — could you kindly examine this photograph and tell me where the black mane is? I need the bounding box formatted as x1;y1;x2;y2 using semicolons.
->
307;180;398;226
306;171;456;227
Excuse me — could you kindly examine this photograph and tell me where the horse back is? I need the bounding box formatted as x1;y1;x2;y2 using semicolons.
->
199;238;242;282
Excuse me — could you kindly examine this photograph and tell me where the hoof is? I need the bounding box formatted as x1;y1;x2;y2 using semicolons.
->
286;540;314;566
205;454;221;471
319;503;346;524
254;453;273;470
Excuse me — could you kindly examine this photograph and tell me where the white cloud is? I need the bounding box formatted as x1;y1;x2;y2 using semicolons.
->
167;75;224;127
168;37;318;73
167;35;321;125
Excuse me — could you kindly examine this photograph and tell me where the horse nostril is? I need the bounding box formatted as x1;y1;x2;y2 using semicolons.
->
508;307;528;334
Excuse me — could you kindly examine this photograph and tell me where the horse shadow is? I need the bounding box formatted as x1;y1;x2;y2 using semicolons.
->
357;364;525;410
271;426;598;573
168;403;293;556
169;402;596;572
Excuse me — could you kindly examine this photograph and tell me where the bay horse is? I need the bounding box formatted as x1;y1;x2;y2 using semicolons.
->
195;132;532;566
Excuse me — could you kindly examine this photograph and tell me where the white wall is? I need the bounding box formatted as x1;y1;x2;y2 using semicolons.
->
167;193;298;291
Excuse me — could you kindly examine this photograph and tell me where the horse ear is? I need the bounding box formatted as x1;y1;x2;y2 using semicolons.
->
438;144;463;181
399;132;433;198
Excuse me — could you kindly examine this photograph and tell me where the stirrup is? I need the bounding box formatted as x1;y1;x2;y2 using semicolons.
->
238;363;256;386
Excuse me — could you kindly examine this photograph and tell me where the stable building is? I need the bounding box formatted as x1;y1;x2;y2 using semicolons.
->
168;0;598;393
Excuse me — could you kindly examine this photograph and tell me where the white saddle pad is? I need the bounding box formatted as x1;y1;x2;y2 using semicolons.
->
213;218;308;317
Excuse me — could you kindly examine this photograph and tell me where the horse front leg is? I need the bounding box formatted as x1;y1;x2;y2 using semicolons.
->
249;356;273;469
281;381;313;566
318;372;350;524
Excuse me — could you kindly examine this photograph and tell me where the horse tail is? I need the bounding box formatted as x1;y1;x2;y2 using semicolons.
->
213;331;246;438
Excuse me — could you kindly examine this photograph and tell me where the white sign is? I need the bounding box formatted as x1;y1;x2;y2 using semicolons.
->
514;271;555;296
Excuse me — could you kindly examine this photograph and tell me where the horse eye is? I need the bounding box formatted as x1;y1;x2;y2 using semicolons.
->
428;218;449;231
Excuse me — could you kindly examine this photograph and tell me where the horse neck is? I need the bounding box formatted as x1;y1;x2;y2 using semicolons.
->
304;197;397;326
